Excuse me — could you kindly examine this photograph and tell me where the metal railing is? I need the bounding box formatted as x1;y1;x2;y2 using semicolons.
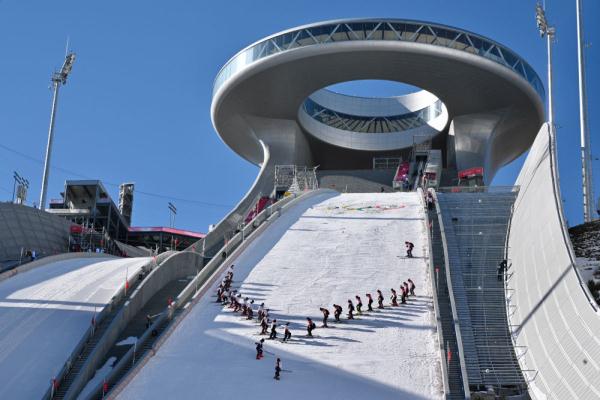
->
433;189;471;399
44;258;154;400
436;190;527;394
436;186;519;194
91;190;322;399
418;188;450;397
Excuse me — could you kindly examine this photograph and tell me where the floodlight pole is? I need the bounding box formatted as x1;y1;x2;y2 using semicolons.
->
545;28;555;129
39;82;60;210
576;0;594;222
39;52;76;210
535;3;555;132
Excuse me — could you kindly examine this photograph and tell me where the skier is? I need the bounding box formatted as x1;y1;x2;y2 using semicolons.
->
274;358;282;380
320;307;330;328
242;297;249;316
390;288;398;306
283;322;292;342
257;302;265;320
403;281;409;295
333;304;343;322
247;300;254;320
405;241;414;258
400;286;407;304
255;338;265;359
498;259;507;282
347;299;355;320
366;293;374;312
306;317;316;337
269;319;278;339
408;279;416;296
260;316;269;335
377;290;384;309
426;191;435;210
355;295;363;315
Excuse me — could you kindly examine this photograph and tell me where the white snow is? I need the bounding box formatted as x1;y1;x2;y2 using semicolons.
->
118;192;442;400
77;356;117;400
116;336;138;346
0;256;150;400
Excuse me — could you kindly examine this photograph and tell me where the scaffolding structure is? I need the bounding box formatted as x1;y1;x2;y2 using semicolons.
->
274;165;318;195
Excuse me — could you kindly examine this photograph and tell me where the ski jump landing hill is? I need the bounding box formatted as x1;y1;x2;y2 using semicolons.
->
507;123;600;399
117;191;442;400
0;254;150;400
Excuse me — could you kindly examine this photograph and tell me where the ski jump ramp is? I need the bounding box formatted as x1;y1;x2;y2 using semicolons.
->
117;191;442;400
0;255;150;400
508;123;600;399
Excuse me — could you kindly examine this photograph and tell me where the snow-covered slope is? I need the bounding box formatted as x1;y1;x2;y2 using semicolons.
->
0;256;150;399
118;192;442;400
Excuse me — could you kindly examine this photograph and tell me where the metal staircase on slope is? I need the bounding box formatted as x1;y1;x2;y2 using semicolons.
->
428;208;467;400
436;189;527;396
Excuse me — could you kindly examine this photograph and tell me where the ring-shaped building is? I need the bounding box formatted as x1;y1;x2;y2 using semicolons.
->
210;18;545;216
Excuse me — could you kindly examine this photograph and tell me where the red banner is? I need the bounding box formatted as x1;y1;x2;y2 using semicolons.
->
458;167;484;179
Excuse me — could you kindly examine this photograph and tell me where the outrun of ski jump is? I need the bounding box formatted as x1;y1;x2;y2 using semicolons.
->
116;192;442;400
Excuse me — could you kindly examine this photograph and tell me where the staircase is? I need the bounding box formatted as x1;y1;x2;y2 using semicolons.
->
428;209;467;400
436;190;526;395
94;308;182;399
52;277;144;400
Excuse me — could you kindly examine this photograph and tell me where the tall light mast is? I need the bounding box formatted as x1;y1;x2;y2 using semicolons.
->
39;52;76;210
535;2;556;129
576;0;594;222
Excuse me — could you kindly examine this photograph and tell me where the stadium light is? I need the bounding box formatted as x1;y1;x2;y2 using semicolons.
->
535;2;555;127
168;202;177;228
39;51;76;210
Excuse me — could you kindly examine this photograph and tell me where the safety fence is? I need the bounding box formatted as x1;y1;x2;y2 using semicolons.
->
89;190;329;399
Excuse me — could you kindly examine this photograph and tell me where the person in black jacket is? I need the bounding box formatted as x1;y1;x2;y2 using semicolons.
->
320;307;330;328
366;293;374;311
377;289;384;309
333;304;343;322
347;299;355;320
355;295;363;315
306;317;316;337
255;338;264;359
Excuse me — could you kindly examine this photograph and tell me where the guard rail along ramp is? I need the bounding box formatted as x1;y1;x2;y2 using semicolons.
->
508;123;600;399
426;189;470;400
435;186;527;398
46;251;195;400
42;253;174;400
84;189;327;399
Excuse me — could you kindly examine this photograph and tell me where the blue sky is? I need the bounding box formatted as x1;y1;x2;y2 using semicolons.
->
0;0;598;232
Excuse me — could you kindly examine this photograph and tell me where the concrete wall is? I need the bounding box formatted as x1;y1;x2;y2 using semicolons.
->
64;251;200;400
317;169;397;193
507;123;600;399
0;203;71;264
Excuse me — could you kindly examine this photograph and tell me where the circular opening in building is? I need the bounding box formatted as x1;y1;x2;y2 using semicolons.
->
326;79;421;98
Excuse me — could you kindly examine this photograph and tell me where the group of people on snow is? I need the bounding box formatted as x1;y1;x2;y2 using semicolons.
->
216;263;418;381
